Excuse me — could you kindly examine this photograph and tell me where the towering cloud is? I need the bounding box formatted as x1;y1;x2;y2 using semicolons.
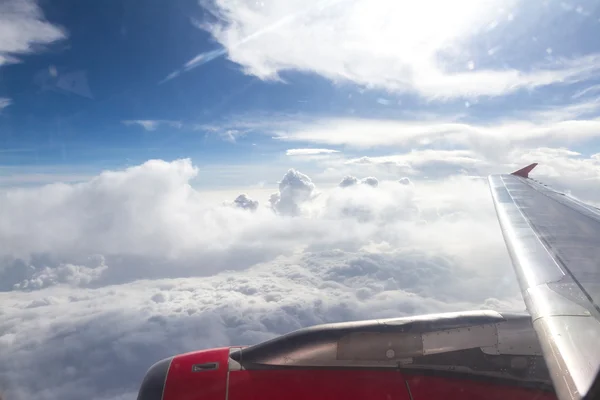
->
269;169;318;216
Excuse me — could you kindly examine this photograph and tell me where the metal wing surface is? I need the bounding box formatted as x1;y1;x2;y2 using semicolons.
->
489;163;600;400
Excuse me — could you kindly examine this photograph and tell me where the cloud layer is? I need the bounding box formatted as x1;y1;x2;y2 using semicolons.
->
197;0;600;99
0;158;522;399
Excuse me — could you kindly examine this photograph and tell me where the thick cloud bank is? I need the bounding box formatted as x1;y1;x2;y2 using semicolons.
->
0;159;521;400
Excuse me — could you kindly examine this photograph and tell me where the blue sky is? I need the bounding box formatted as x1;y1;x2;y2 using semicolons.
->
2;0;600;187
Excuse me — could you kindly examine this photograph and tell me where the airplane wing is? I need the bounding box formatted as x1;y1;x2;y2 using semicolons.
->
489;164;600;400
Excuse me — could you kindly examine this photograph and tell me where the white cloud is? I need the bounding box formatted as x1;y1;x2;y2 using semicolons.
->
572;84;600;99
0;97;12;110
527;97;600;122
269;168;318;215
272;108;600;159
161;48;227;83
0;0;66;66
346;150;485;176
197;0;600;99
13;257;108;291
338;175;380;188
286;148;340;156
7;157;596;399
122;120;182;131
232;193;259;211
360;177;379;187
194;122;266;143
339;175;358;187
220;129;244;143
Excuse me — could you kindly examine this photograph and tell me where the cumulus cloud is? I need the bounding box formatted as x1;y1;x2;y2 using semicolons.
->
0;0;66;66
13;258;108;291
195;0;600;99
339;175;358;187
0;159;532;399
360;177;379;188
232;193;259;211
269;168;318;215
399;177;412;185
339;176;379;188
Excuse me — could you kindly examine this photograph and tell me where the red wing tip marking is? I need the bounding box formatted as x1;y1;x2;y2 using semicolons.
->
511;163;538;178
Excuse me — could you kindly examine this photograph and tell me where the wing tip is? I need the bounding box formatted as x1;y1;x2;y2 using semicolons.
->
511;163;538;178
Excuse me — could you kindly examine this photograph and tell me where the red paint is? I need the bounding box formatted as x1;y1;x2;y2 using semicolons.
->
162;348;230;400
228;369;410;400
512;163;538;178
405;374;556;400
228;369;557;400
161;347;558;400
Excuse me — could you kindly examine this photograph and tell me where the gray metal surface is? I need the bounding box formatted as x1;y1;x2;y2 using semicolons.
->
421;324;497;355
229;311;551;385
489;173;600;400
480;315;543;356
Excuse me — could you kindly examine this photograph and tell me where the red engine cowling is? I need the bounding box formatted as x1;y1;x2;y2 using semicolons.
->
137;311;558;400
137;348;230;400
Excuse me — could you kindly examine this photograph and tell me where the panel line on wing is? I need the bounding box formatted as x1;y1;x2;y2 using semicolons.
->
501;176;566;277
492;175;565;289
504;176;600;315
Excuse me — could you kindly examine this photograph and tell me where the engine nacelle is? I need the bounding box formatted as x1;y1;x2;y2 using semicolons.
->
137;311;556;400
138;347;230;400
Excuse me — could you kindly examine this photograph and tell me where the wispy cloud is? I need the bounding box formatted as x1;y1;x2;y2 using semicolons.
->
219;129;244;143
347;150;483;169
160;48;227;83
272;106;600;152
195;121;266;143
122;120;182;131
0;97;12;110
526;97;600;122
192;0;600;99
286;148;340;156
572;84;600;99
160;0;311;84
122;120;250;143
0;0;66;66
